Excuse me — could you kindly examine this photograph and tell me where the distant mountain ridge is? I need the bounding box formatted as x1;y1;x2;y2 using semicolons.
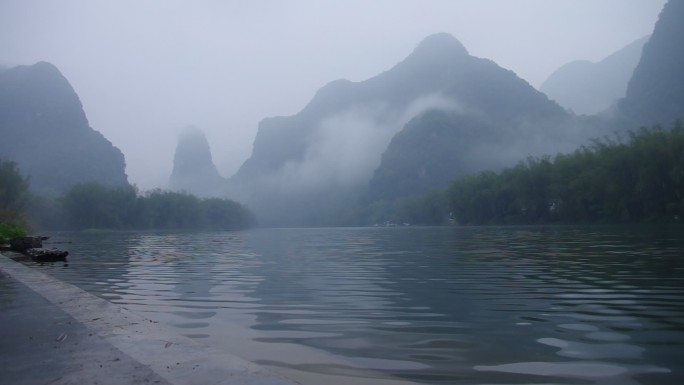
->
229;33;583;225
366;35;581;202
232;34;478;185
541;36;649;115
0;61;128;192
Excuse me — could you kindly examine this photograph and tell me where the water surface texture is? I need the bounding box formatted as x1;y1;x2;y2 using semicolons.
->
28;226;684;384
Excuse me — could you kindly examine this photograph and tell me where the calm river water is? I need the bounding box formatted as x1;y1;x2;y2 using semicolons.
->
27;226;684;384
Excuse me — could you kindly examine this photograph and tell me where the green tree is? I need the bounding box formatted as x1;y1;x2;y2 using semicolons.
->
142;190;202;229
202;198;256;230
0;159;30;225
63;182;137;229
444;123;684;225
60;183;256;231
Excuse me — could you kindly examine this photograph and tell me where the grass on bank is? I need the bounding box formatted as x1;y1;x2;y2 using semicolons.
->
0;223;26;244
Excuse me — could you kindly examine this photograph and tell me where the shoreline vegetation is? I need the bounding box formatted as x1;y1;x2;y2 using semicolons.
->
364;123;684;226
2;123;684;236
1;159;29;243
0;223;26;244
30;185;257;232
1;157;256;237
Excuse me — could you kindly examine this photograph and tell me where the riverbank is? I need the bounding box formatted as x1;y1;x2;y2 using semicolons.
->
0;251;299;385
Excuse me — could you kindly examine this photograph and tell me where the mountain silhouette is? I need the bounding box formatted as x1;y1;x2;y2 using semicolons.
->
169;127;225;197
0;62;128;192
541;36;648;115
618;0;684;127
230;33;578;225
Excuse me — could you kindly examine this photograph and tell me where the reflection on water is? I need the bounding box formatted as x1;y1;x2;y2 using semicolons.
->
27;226;684;384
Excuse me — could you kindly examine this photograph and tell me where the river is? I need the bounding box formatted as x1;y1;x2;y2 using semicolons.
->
24;225;684;384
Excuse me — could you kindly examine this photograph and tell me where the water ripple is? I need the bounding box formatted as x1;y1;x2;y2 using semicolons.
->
24;226;684;384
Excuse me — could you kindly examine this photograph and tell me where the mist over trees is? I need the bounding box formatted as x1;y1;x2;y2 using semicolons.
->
225;33;594;226
220;13;682;227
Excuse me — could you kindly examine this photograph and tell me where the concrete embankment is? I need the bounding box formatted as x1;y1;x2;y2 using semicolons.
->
0;252;299;385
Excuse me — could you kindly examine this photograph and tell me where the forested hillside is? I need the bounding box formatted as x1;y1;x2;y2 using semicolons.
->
365;124;684;226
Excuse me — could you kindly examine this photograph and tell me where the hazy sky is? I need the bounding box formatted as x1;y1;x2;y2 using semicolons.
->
0;0;666;189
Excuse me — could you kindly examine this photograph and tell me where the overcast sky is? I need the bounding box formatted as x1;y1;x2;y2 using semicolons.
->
0;0;666;189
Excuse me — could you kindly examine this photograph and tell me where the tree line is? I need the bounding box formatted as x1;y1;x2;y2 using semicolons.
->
0;162;256;234
0;159;29;242
4;122;683;234
34;183;256;231
363;122;684;225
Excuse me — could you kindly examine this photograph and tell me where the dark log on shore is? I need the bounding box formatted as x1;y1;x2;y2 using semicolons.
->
8;236;67;262
25;248;68;262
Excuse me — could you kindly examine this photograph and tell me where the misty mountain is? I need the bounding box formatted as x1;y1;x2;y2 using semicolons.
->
366;37;581;201
618;0;684;127
540;36;648;115
0;61;128;192
230;34;580;225
232;34;475;186
169;127;226;197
